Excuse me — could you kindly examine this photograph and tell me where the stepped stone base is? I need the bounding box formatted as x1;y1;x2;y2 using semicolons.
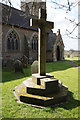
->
14;73;68;107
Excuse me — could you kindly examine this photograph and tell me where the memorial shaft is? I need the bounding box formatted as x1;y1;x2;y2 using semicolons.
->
30;8;54;76
39;27;46;76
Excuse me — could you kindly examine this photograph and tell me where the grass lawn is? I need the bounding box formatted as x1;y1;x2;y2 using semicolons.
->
65;57;80;66
1;61;80;118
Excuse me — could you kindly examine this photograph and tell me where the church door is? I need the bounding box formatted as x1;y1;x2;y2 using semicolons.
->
56;46;60;61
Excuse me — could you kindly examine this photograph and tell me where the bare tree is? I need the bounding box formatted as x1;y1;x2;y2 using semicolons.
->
1;0;79;39
49;0;79;40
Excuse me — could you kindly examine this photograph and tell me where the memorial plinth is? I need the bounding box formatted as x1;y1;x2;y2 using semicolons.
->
14;8;68;107
14;74;68;107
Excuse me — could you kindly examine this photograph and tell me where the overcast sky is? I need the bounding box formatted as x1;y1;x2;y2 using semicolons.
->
0;0;78;50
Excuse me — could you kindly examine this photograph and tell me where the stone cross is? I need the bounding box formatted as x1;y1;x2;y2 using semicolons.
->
30;8;54;76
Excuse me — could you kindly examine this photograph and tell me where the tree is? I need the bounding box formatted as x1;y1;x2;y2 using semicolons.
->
1;0;79;39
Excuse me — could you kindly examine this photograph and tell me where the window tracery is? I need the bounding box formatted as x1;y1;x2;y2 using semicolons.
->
7;30;19;50
32;34;38;50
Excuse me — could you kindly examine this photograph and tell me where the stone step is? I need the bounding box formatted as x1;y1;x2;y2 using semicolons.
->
23;78;44;89
32;73;54;85
23;78;60;96
23;78;45;96
14;83;68;107
40;78;58;88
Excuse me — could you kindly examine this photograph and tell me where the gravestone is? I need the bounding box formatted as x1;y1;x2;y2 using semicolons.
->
6;59;14;71
31;61;38;74
14;60;24;74
2;59;7;67
68;54;70;58
14;8;68;107
21;55;28;68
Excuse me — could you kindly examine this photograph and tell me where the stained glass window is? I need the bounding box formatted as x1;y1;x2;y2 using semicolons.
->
32;34;38;50
7;38;11;49
12;39;14;50
15;39;18;50
7;30;19;50
36;38;38;51
9;33;12;38
32;40;34;49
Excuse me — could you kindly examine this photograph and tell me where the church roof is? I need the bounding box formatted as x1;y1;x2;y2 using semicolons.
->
0;3;58;51
1;3;38;31
1;3;54;33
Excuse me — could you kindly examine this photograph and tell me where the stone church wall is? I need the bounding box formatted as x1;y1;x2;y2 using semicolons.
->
2;24;64;64
0;23;2;69
2;24;37;62
46;51;53;62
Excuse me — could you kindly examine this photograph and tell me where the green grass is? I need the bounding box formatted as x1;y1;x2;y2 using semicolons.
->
1;61;80;118
65;57;80;66
65;57;79;61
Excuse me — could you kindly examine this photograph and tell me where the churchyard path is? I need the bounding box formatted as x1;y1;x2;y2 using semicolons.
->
65;60;80;69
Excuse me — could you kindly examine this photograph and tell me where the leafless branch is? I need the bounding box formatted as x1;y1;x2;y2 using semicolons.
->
65;16;79;38
65;17;76;24
2;0;79;40
66;34;80;39
51;0;79;11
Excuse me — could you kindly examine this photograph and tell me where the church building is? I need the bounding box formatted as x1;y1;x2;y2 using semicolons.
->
1;1;64;64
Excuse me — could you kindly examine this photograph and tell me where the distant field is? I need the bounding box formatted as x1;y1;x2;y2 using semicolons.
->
1;61;79;118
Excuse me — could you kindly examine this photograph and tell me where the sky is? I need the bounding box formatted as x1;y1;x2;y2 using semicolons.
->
0;0;79;50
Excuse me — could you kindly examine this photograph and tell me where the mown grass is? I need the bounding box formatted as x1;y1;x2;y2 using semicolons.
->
1;61;80;118
65;57;80;66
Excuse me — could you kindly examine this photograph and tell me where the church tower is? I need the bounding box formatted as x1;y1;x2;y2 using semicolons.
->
21;0;46;17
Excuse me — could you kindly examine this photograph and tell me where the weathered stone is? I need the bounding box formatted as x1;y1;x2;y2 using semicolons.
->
6;59;14;71
32;73;54;85
23;77;60;96
14;8;68;107
14;81;68;107
14;60;24;74
30;8;54;76
2;3;65;64
68;55;70;58
31;61;38;74
2;59;8;67
21;55;28;68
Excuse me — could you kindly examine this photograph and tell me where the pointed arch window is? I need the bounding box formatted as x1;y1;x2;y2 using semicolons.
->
12;39;14;50
15;39;18;50
32;34;38;50
7;38;11;49
7;30;19;51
